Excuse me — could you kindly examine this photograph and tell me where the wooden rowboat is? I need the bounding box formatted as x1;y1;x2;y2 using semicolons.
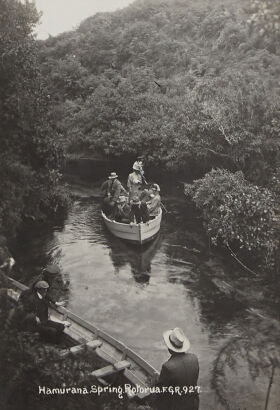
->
102;208;162;245
7;277;159;398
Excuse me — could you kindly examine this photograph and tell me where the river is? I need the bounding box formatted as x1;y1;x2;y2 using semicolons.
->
11;178;280;410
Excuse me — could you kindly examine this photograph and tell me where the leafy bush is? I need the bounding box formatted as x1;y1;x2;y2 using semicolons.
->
185;169;279;272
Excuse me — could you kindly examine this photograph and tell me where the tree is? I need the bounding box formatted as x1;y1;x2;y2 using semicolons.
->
0;0;69;238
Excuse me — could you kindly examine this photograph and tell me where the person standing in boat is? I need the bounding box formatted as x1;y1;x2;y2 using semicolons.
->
127;163;143;200
147;184;161;218
133;156;145;177
130;196;149;224
155;327;199;410
101;172;126;215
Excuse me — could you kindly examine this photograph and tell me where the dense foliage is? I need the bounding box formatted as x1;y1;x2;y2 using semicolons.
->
39;0;280;180
185;170;280;273
0;0;69;239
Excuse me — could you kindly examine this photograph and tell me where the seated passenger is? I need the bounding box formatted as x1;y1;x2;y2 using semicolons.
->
101;172;127;216
147;184;161;218
19;280;70;343
140;187;154;203
130;196;149;224
113;196;131;223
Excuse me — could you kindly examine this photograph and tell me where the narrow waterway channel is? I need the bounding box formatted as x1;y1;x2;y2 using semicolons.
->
11;179;280;410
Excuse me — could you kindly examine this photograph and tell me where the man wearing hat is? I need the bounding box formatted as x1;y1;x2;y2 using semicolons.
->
29;264;66;306
18;280;70;343
113;196;131;223
155;327;199;410
101;172;127;215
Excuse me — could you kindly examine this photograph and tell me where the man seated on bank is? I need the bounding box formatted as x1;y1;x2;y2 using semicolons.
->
155;327;199;410
147;184;161;218
100;172;127;216
113;196;131;223
18;280;70;344
130;196;149;224
28;264;67;306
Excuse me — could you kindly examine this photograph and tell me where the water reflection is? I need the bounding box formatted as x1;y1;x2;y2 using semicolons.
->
108;234;162;285
211;315;280;410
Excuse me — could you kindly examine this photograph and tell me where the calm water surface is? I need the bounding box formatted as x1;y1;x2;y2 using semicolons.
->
12;187;280;410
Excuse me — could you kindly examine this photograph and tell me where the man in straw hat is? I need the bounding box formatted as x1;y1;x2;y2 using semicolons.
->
101;172;128;215
155;327;199;410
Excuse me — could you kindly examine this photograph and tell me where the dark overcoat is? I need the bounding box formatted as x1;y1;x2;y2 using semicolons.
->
156;352;199;410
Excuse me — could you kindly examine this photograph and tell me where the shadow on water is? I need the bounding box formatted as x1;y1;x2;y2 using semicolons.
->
106;232;162;285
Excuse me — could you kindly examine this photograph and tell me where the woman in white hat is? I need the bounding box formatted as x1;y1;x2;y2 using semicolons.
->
127;163;144;200
155;327;199;410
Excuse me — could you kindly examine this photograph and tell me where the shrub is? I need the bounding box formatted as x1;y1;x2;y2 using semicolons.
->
185;169;279;273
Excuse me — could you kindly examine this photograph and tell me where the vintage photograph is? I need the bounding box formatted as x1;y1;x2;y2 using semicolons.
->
0;0;279;409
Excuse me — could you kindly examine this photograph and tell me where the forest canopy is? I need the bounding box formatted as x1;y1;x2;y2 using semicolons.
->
39;0;280;180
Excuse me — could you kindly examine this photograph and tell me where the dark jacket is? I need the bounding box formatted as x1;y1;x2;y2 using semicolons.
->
28;273;66;303
100;179;124;202
130;202;149;224
157;352;199;410
19;288;49;322
113;203;131;222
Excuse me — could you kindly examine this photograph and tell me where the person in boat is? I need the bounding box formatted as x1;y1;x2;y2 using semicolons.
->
18;280;70;343
130;196;149;224
101;172;127;216
28;264;67;306
113;196;131;223
140;186;154;203
127;162;143;200
133;156;145;177
147;184;161;218
155;327;199;410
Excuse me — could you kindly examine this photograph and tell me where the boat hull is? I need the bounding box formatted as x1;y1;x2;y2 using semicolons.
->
7;278;159;398
102;208;162;245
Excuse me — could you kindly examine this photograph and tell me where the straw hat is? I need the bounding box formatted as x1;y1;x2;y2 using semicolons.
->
109;172;118;179
152;184;160;192
34;280;49;289
44;264;60;275
163;327;190;353
117;196;126;204
132;162;142;172
132;196;141;204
